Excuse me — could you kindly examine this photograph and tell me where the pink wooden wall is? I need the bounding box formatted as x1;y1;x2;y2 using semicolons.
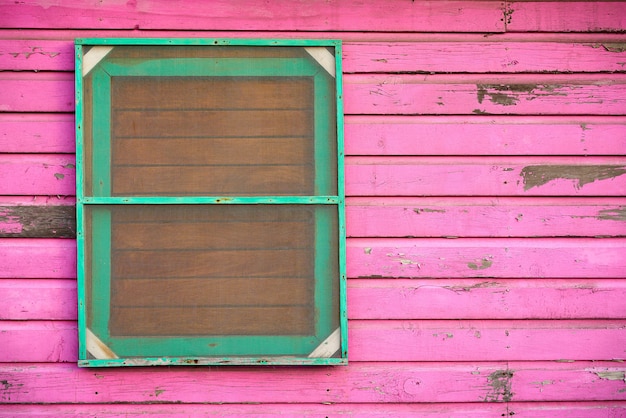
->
1;1;626;416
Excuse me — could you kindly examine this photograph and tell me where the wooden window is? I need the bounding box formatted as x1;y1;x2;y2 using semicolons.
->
75;39;346;366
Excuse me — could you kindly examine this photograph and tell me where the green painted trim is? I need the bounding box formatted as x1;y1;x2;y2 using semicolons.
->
76;38;341;47
83;196;339;205
101;57;318;77
90;67;111;197
89;207;112;346
75;43;87;360
79;356;347;368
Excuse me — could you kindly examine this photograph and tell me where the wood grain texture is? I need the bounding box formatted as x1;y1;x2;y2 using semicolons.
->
347;238;626;278
4;319;624;363
0;1;505;32
0;72;73;112
345;74;626;115
507;1;626;33
343;41;626;73
0;205;75;237
0;362;623;403
346;157;626;197
347;197;626;238
345;116;626;156
348;278;626;320
0;238;76;279
0;154;75;196
0;279;76;320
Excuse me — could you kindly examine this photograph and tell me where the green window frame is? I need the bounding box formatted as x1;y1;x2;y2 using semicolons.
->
75;38;346;367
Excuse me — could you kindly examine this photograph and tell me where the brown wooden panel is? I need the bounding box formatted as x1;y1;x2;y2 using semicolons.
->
110;306;313;336
111;165;313;195
112;221;312;250
112;77;313;110
0;206;75;238
112;109;312;138
111;277;312;307
111;249;312;279
108;45;307;60
112;137;311;166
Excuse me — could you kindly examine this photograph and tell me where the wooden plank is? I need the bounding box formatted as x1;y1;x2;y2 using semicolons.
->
0;279;76;320
347;238;626;278
0;114;75;153
345;116;626;156
348;278;626;320
345;74;626;115
507;402;626;417
0;403;512;417
0;239;76;279
0;1;505;32
0;72;74;112
345;157;626;197
5;319;624;363
343;41;626;73
0;205;75;238
507;1;626;33
0;39;73;71
348;319;626;362
346;197;626;238
0;362;623;403
0;154;75;196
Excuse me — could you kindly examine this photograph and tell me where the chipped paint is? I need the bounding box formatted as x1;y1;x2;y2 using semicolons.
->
484;369;514;402
595;371;626;382
477;84;567;107
444;281;500;292
468;257;493;270
413;208;446;214
597;207;626;221
364;247;372;254
520;165;626;190
601;43;626;53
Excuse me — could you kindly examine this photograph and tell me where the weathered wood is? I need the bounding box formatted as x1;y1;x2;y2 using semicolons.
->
0;154;75;196
347;197;626;238
343;41;626;73
0;39;72;71
348;278;626;320
0;114;75;153
0;279;76;320
4;277;626;322
0;1;505;32
507;1;626;33
0;205;75;238
345;116;626;156
4;319;624;363
0;362;623;403
0;239;76;279
345;74;626;115
346;157;626;197
347;238;626;278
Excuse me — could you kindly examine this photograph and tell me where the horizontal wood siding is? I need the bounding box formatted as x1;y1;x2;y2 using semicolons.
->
1;0;625;416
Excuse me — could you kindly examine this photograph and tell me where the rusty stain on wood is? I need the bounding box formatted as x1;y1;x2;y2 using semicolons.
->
484;369;514;402
0;206;75;238
520;165;626;191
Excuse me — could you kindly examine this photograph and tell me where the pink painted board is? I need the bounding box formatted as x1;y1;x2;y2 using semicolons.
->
0;321;76;362
0;1;505;32
1;361;623;403
344;74;626;115
0;238;76;279
343;41;626;73
348;278;626;320
0;72;74;113
0;114;75;153
348;319;626;362
345;115;626;156
507;1;626;33
346;157;626;197
0;39;73;71
0;154;75;196
0;279;76;320
5;319;624;363
0;403;511;417
347;237;626;278
346;197;626;238
506;402;626;418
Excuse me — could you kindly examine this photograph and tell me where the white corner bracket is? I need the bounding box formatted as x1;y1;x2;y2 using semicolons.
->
308;327;341;358
86;328;119;360
82;46;114;77
304;47;336;77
